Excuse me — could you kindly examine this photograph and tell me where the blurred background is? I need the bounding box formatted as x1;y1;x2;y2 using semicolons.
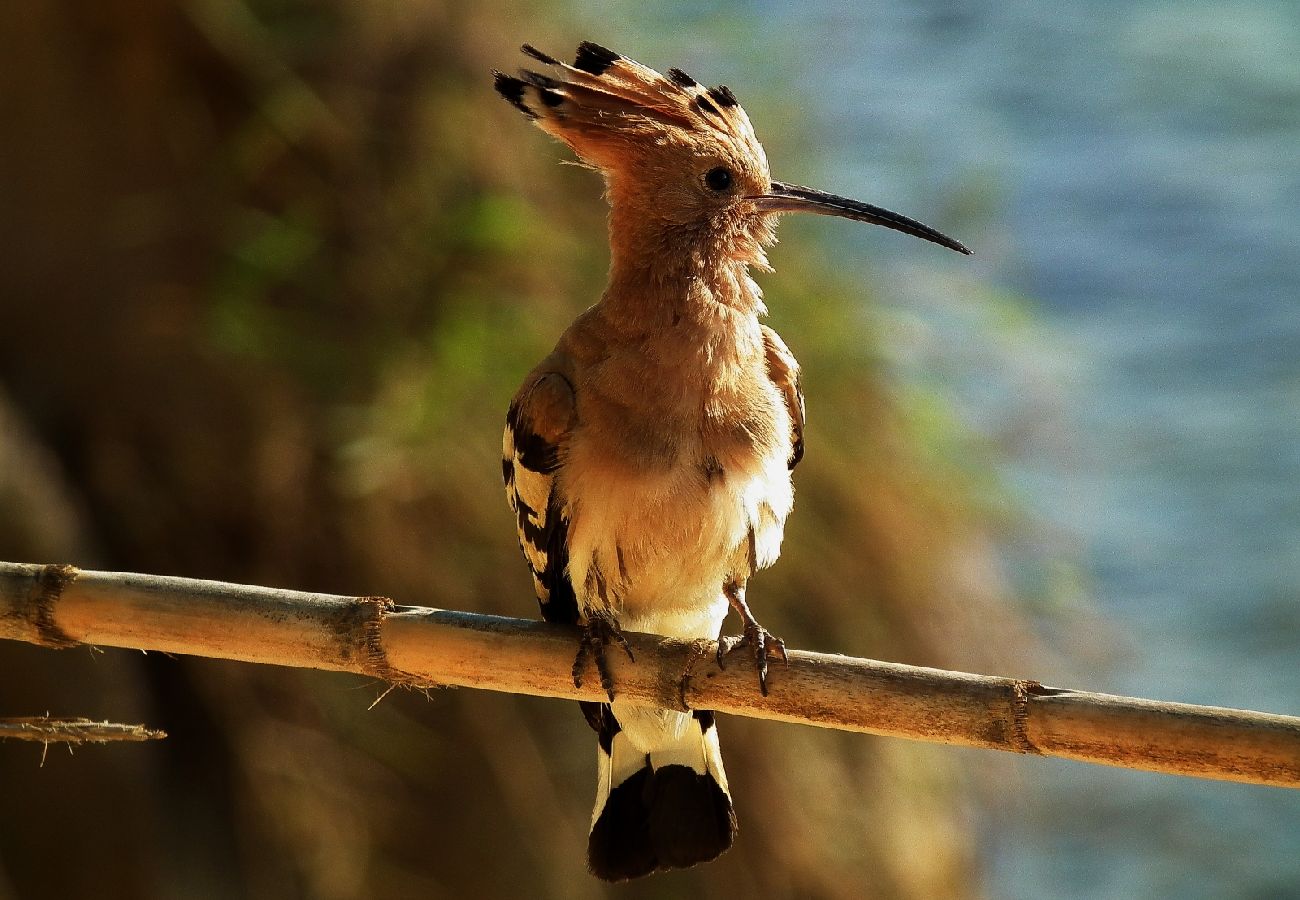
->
0;1;1296;898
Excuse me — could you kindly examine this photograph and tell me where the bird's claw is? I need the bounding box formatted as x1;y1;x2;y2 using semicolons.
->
717;620;787;696
572;613;634;702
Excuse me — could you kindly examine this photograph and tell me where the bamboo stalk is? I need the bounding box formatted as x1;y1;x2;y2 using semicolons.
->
1;561;1296;788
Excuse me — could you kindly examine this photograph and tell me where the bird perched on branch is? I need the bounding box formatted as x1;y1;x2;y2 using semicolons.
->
495;41;969;881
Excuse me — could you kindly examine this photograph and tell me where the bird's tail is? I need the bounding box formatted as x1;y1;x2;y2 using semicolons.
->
584;702;737;881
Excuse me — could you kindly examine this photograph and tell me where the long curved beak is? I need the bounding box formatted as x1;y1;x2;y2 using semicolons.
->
751;181;971;255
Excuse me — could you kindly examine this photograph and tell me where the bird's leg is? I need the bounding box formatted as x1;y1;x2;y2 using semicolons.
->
716;579;787;696
572;610;634;702
573;564;634;701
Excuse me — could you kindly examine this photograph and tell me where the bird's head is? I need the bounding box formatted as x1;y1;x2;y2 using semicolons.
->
494;42;969;271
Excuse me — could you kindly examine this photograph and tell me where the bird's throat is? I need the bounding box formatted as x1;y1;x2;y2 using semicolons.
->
602;207;768;335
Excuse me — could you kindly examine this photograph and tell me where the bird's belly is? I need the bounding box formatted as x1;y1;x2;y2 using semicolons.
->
562;441;793;640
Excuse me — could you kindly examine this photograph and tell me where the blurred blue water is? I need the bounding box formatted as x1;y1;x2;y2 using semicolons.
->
815;7;1300;895
568;3;1299;895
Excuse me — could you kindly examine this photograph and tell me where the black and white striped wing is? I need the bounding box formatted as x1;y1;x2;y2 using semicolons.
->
502;372;579;626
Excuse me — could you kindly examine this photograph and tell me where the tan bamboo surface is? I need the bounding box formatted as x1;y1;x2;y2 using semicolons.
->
1;561;1296;787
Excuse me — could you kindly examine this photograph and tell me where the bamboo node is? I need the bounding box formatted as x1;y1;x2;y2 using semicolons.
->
26;564;80;649
1011;679;1043;755
328;595;400;681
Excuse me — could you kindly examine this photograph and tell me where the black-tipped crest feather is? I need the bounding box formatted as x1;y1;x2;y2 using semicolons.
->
521;43;559;65
520;69;563;90
496;42;760;142
573;41;620;75
694;95;719;117
708;85;739;107
667;67;697;88
493;70;535;117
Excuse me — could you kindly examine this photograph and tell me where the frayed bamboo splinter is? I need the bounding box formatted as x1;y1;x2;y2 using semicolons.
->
0;561;1296;788
0;716;166;744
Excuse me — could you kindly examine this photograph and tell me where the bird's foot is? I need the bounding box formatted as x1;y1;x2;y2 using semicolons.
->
572;611;634;702
716;618;787;697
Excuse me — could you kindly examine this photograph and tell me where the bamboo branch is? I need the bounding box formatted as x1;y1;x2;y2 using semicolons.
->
1;561;1296;788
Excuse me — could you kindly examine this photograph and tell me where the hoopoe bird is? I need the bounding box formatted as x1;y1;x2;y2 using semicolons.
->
496;41;969;881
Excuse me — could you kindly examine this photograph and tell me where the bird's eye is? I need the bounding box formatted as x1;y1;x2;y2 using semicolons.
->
704;166;733;192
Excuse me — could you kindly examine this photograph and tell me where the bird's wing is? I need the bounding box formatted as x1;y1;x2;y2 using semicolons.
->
761;325;805;470
503;371;580;625
504;370;608;734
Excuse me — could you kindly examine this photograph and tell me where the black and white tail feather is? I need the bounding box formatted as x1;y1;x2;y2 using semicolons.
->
585;703;736;879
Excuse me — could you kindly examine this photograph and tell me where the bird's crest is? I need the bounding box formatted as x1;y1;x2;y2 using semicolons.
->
493;42;767;182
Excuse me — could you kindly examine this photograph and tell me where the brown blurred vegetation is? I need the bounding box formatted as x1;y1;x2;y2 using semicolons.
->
0;2;1026;898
